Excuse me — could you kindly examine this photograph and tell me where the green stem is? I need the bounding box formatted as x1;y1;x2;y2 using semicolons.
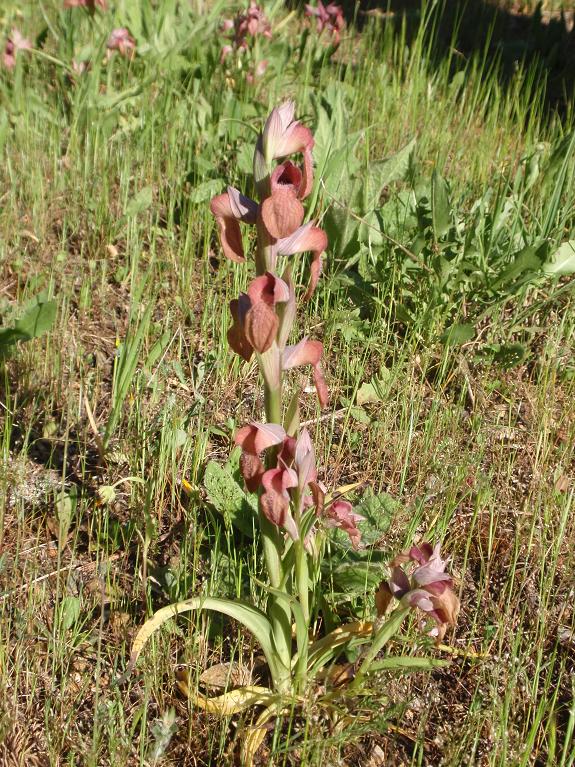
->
294;537;309;626
254;153;293;692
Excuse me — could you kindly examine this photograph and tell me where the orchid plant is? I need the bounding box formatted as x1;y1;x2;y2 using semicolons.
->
130;101;460;764
220;1;272;82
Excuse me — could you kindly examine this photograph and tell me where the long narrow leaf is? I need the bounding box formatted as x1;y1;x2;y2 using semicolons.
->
355;606;411;680
128;596;284;690
367;656;450;672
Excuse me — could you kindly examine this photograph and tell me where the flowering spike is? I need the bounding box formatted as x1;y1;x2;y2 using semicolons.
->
107;28;136;58
3;29;32;70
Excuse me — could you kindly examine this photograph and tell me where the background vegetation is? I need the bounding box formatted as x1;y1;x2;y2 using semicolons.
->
1;0;574;764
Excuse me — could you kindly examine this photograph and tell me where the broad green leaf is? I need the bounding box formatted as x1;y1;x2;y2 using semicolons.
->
330;560;387;596
0;298;57;347
203;460;257;536
441;323;475;346
125;186;153;217
490;246;541;291
364;138;416;211
543;240;575;276
129;596;284;689
188;179;225;205
354;490;401;546
59;595;82;631
431;169;451;239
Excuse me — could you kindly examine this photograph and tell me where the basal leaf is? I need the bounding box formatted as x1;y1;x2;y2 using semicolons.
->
204;460;257;536
125;185;153;217
367;656;450;673
441;323;475;346
543;240;575;276
364;138;416;211
129;596;284;688
0;298;57;347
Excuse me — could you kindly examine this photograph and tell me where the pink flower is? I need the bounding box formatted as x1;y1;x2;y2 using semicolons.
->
107;28;136;58
235;422;286;491
3;29;32;70
210;179;327;301
276;221;327;301
227;273;290;362
324;500;364;549
305;1;345;45
260;163;305;240
375;542;460;642
261;101;315;199
64;0;108;10
220;1;272;61
209;186;258;263
260;466;299;540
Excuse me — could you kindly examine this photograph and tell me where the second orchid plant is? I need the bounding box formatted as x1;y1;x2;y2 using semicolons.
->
131;101;460;763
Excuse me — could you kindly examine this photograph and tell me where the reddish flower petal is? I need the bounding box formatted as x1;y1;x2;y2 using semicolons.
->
210;187;257;263
247;273;290;306
240;452;265;492
64;0;107;8
431;588;460;628
244;300;279;354
324;500;364;549
277;223;328;301
235;422;286;454
260;187;304;240
262;101;296;162
271;161;303;192
260;467;299;540
282;337;322;369
282;338;328;408
375;581;393;617
227;298;253;362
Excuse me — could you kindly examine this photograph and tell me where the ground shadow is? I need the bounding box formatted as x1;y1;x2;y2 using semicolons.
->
293;0;575;115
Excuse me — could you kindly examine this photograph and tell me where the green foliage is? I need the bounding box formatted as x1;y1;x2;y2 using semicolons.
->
203;449;257;537
0;295;57;355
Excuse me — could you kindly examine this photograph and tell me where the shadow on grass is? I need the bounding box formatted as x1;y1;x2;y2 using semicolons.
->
293;0;575;115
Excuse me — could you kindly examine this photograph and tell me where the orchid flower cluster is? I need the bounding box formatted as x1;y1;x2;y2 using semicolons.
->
220;1;272;81
305;1;345;46
376;543;460;642
107;28;136;59
210;101;363;563
2;29;32;70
